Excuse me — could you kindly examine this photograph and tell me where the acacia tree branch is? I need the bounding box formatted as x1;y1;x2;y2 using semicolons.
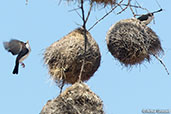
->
78;0;88;82
152;54;169;75
85;2;93;24
134;0;150;13
73;7;83;19
80;0;86;28
88;0;124;31
129;5;136;17
117;0;131;15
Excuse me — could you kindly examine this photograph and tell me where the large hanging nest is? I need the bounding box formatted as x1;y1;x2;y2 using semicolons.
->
40;82;104;114
44;28;101;86
106;18;163;67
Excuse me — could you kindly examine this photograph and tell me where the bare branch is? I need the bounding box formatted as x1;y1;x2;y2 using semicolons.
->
75;8;83;20
117;2;124;11
68;7;81;12
25;0;28;5
117;0;131;15
129;5;136;17
88;0;124;31
155;0;162;9
85;2;93;24
78;0;88;82
60;80;65;94
78;59;85;83
135;0;150;13
153;54;169;75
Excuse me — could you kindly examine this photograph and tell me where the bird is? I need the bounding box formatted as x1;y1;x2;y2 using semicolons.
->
137;13;154;25
137;9;162;25
3;39;31;74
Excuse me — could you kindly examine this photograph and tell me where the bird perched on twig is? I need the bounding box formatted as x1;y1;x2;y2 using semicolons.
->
3;39;31;74
137;9;162;25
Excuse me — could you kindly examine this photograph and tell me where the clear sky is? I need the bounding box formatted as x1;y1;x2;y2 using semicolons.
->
0;0;171;114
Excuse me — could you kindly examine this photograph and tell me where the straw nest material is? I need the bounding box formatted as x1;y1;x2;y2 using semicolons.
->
66;0;117;6
44;28;101;86
91;0;117;6
106;18;163;66
40;82;104;114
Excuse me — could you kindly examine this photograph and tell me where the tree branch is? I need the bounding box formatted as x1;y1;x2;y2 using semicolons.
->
117;0;131;15
88;0;124;31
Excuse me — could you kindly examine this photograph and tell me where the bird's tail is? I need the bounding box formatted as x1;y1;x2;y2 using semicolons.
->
152;8;163;14
13;62;19;74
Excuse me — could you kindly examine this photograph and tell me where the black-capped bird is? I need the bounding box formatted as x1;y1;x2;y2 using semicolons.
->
137;9;162;25
3;39;31;74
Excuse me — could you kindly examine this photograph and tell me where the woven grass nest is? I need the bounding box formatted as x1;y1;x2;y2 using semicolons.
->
66;0;117;6
106;18;163;66
91;0;117;6
44;28;101;86
40;82;104;114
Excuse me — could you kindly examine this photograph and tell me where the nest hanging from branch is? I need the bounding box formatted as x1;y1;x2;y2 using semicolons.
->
44;28;101;86
106;18;163;67
40;82;104;114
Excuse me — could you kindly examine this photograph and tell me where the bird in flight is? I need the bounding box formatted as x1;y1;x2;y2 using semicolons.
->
3;39;31;74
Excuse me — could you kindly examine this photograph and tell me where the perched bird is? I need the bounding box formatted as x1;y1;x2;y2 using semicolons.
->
137;13;154;25
3;39;31;74
137;9;162;25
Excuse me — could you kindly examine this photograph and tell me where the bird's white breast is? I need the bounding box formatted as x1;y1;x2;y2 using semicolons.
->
143;16;154;25
19;43;31;63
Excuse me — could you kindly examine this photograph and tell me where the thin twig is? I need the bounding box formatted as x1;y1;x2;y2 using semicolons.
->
153;54;169;75
58;0;62;5
115;3;144;9
135;0;150;13
25;0;28;5
129;4;136;17
59;65;67;93
80;0;88;53
117;2;124;11
60;80;65;94
155;0;162;9
78;0;88;82
88;0;124;31
74;8;82;20
117;0;131;15
78;59;85;83
80;0;85;27
134;1;138;15
85;2;93;24
68;7;81;12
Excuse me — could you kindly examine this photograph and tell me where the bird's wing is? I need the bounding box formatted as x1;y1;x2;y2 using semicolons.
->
17;47;29;63
3;39;24;55
137;15;149;21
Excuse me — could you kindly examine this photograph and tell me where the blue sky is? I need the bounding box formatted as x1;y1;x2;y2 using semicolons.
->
0;0;171;114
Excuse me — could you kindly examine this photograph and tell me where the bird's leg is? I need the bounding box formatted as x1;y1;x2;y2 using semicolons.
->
21;62;25;68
